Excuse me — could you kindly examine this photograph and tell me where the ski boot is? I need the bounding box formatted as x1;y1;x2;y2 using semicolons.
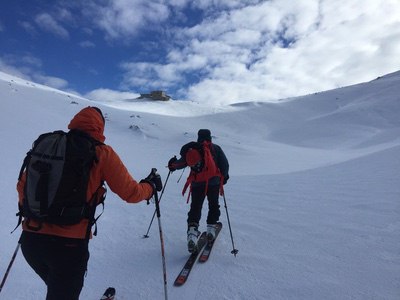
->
187;223;200;253
207;224;217;243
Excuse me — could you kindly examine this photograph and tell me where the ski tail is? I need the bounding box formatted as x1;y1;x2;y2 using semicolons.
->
174;232;207;286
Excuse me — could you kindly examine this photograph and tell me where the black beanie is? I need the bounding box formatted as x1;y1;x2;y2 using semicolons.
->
197;129;211;142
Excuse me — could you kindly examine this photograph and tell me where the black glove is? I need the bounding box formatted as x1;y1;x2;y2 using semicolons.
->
223;174;229;185
141;169;163;193
168;156;177;172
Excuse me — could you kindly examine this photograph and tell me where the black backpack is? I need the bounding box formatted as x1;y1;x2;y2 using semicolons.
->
17;129;105;229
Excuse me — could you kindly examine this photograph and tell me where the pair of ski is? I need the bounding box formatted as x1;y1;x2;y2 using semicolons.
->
100;223;222;298
174;222;222;286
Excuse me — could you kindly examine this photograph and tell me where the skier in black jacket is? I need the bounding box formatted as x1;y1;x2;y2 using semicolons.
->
168;129;229;252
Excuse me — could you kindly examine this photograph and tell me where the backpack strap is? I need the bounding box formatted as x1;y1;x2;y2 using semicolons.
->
13;153;32;233
207;142;225;197
85;142;106;238
11;208;23;234
182;173;213;204
18;151;32;181
182;171;196;203
85;182;107;240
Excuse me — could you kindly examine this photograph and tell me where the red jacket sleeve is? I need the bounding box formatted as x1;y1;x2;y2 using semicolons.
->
93;145;154;203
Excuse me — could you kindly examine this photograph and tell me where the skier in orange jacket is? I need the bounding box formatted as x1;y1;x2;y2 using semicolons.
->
17;106;161;300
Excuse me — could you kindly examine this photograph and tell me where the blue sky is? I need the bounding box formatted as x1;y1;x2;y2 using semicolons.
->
1;0;400;105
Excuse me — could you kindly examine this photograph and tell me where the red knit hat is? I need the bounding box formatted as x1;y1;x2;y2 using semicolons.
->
186;148;202;166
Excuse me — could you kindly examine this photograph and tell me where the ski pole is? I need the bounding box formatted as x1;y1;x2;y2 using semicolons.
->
222;192;239;257
0;243;20;294
143;170;171;238
151;168;168;300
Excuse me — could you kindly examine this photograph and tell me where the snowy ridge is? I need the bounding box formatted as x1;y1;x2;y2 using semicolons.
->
0;70;399;299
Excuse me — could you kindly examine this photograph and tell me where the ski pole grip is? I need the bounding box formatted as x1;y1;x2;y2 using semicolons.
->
144;168;158;205
151;168;161;218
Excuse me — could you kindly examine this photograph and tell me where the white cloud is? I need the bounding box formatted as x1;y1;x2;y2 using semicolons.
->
118;0;400;104
220;29;262;47
0;54;42;72
34;13;69;39
79;40;96;48
56;7;74;23
88;0;170;40
34;74;69;90
191;0;263;10
0;58;31;80
85;88;140;102
0;55;70;91
18;21;37;35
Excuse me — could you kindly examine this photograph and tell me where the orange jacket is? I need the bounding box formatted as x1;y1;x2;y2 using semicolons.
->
17;106;154;239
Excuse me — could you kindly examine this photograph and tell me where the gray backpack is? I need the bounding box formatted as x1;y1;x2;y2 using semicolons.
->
18;129;104;229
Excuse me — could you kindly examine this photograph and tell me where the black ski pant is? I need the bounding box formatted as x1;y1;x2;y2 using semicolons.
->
187;184;220;227
19;231;89;300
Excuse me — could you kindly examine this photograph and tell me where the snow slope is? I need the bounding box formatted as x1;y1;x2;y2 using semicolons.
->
0;70;399;299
